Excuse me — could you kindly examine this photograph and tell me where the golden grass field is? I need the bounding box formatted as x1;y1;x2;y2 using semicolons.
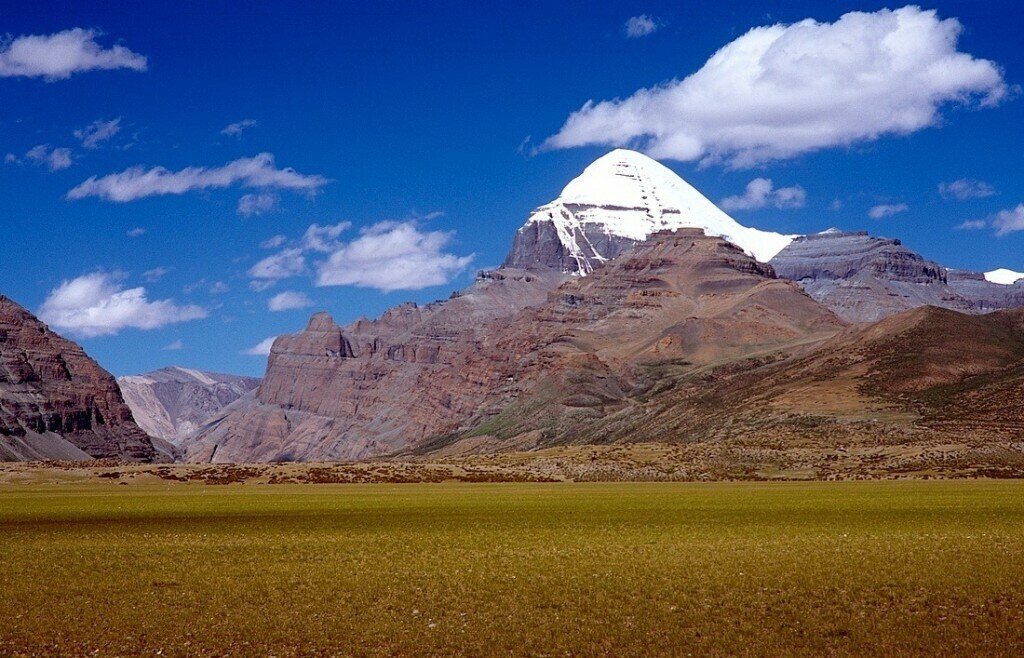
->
2;479;1024;656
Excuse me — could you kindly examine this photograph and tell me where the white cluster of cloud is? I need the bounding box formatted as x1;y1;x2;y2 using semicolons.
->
545;7;1009;168
24;144;73;171
127;227;146;237
243;336;278;356
250;219;473;293
869;203;910;219
939;178;997;201
719;178;806;212
66;152;328;202
38;272;206;338
221;119;257;136
958;204;1024;235
74;118;121;148
316;222;475;291
163;339;184;351
625;15;659;38
0;28;146;80
268;291;314;312
238;192;279;216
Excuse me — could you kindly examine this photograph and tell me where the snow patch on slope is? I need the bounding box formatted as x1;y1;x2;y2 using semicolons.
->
526;149;796;271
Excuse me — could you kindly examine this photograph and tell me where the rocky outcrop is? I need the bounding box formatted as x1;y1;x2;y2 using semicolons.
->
0;295;157;462
117;367;260;445
770;231;979;322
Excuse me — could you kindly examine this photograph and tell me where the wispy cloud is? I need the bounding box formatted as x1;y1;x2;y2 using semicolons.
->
869;203;909;219
992;204;1024;236
955;219;987;230
127;227;146;237
0;28;146;80
260;234;287;249
249;248;306;281
74;118;121;148
38;271;206;338
238;192;279;216
545;7;1008;168
142;266;171;282
268;291;314;312
221;119;257;136
163;339;184;351
243;336;277;356
624;15;659;38
67;153;328;202
939;178;997;200
25;145;73;171
720;178;806;211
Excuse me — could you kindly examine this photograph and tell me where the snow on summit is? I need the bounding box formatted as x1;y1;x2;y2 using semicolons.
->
525;149;796;268
985;268;1024;285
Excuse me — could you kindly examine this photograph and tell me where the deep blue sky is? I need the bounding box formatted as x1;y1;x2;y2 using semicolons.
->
1;1;1022;376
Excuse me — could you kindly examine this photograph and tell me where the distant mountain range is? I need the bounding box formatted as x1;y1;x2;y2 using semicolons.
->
117;367;261;446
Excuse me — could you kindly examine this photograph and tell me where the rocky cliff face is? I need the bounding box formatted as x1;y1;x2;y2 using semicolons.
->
769;231;979;322
0;295;157;462
503;149;794;273
185;268;566;462
188;231;841;462
118;367;260;445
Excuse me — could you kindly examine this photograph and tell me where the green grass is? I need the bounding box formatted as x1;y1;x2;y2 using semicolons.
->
2;481;1024;656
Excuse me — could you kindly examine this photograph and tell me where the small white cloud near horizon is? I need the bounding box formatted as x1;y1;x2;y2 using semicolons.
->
268;291;314;312
74;118;121;148
720;178;806;211
163;339;184;351
243;336;277;356
238;192;279;216
67;152;328;202
869;203;909;219
221;119;257;136
38;271;206;338
0;28;147;80
939;178;997;201
25;145;73;171
127;227;146;237
545;7;1009;168
625;15;659;38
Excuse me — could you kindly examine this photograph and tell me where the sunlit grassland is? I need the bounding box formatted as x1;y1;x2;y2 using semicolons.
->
2;481;1024;656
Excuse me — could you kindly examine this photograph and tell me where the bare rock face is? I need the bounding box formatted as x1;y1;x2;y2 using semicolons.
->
117;367;260;445
769;231;979;322
0;295;157;462
188;231;841;462
185;268;567;462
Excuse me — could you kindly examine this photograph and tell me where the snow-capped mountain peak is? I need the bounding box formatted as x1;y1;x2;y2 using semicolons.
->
504;149;797;274
985;268;1024;285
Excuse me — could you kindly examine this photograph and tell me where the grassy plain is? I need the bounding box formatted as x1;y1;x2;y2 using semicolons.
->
2;480;1024;656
